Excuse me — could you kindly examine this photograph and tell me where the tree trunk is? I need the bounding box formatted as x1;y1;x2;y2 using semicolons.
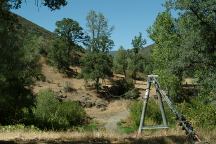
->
123;69;127;79
95;77;100;93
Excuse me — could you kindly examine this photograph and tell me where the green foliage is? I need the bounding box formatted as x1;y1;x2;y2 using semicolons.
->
33;90;86;129
198;70;216;103
156;69;182;100
33;90;60;129
124;89;140;99
48;38;70;72
129;101;142;128
131;32;146;54
179;98;216;130
0;8;40;124
150;1;216;101
57;101;87;127
82;11;114;92
113;44;153;78
113;46;128;77
0;124;40;132
0;0;69;126
21;34;42;82
55;18;88;48
76;121;99;132
86;10;114;53
139;45;153;75
148;11;182;99
127;33;146;79
129;100;175;129
48;18;86;73
81;52;113;92
6;0;67;10
117;122;137;134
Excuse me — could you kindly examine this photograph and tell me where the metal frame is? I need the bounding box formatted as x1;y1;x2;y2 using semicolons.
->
138;75;168;134
137;75;201;143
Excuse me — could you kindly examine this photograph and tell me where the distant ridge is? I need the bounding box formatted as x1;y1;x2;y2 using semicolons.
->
110;44;154;59
12;12;55;39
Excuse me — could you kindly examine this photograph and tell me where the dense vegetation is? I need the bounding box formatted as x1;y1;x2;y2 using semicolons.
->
48;18;87;74
0;1;41;124
81;10;114;92
149;1;216;101
33;90;86;129
0;0;86;127
1;0;216;138
126;0;216;132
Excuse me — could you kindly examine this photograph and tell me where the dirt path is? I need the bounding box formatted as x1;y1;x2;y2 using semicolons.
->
104;109;129;132
86;100;130;133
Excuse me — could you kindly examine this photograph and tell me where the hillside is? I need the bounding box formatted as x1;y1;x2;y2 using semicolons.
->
140;44;154;60
14;12;85;58
14;12;55;39
14;13;154;59
111;44;154;59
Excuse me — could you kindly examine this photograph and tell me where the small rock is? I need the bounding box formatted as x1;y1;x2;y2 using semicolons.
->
78;95;96;108
100;107;106;111
96;100;108;109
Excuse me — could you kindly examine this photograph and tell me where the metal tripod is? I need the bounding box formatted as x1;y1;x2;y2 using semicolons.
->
138;75;168;134
138;75;201;142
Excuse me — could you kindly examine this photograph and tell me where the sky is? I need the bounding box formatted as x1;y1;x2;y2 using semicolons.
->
12;0;166;50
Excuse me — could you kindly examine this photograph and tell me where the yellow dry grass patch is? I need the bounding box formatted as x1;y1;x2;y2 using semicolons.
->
0;128;215;143
0;129;183;143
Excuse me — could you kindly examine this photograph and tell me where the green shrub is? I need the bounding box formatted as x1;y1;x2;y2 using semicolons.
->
155;69;182;101
129;99;175;129
57;101;86;126
0;124;40;132
48;38;70;73
129;97;216;131
124;88;140;99
117;121;137;134
179;98;216;129
129;101;142;128
76;122;99;132
33;89;86;129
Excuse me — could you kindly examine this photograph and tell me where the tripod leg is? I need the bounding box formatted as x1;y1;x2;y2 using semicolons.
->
138;80;151;135
154;81;168;127
157;89;168;127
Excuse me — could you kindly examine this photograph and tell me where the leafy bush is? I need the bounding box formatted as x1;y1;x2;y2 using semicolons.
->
33;89;86;129
179;98;216;129
0;124;40;132
156;69;182;101
129;101;142;128
129;99;175;129
81;52;113;92
124;89;140;99
48;38;70;73
57;101;86;126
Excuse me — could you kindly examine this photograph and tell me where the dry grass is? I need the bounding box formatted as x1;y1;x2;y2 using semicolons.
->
0;128;214;143
19;59;215;143
0;131;122;142
0;129;189;143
